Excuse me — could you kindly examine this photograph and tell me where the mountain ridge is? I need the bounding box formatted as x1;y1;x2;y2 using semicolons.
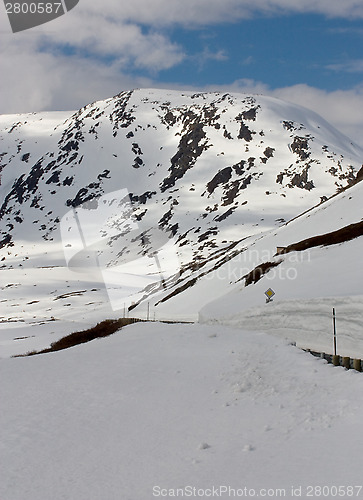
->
1;89;361;248
1;88;362;323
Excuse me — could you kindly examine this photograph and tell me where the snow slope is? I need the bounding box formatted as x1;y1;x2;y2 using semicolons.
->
1;322;363;500
1;91;363;500
197;179;363;357
1;89;363;356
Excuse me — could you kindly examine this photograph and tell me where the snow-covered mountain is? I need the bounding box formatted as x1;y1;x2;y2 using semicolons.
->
1;88;363;355
1;89;361;257
196;176;363;355
3;90;363;500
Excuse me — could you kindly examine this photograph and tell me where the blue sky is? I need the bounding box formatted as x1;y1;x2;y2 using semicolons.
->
160;15;363;91
0;0;363;145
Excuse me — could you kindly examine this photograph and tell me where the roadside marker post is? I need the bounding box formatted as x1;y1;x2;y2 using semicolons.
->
332;307;341;366
333;307;337;356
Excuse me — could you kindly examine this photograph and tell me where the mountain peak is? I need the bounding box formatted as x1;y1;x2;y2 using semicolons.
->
1;89;362;312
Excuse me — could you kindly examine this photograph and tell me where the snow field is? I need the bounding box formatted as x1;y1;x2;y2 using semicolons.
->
1;321;363;500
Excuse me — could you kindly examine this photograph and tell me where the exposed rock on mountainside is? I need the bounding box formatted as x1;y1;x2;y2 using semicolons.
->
0;89;362;310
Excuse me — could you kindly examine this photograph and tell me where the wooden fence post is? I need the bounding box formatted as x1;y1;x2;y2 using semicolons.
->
342;356;350;369
353;359;362;372
332;355;340;366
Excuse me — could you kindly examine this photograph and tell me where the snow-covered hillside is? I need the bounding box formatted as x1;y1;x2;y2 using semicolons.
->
2;90;363;499
196;178;363;357
1;89;360;261
1;89;363;356
1;322;363;500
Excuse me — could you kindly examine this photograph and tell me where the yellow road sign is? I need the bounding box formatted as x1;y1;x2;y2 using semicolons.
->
265;288;275;299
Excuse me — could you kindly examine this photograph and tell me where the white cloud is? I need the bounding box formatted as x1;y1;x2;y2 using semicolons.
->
1;37;362;149
1;0;363;150
206;79;363;147
0;39;153;113
190;47;229;71
273;84;363;147
326;60;363;73
39;11;185;71
0;1;185;113
75;0;363;26
328;27;363;36
242;56;254;66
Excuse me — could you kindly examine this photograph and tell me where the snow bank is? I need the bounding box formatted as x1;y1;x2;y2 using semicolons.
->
1;322;363;500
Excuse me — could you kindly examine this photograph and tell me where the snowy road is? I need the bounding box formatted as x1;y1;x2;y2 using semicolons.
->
1;322;363;500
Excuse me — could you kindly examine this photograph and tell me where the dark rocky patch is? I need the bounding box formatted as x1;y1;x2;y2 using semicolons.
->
176;229;193;243
221;180;240;206
168;223;179;237
276;173;284;184
0;234;12;249
205;204;218;213
63;176;74;186
290;136;311;161
97;170;111;181
134;209;148;221
88;122;100;137
279;220;363;254
232;160;246;175
236;120;254;142
161;110;177;128
26;160;45;193
61;140;80;153
66;183;103;208
263;147;275;159
157;276;198;304
30;195;42;208
248;157;256;169
1;159;47;215
213;207;236;222
190;93;206;99
206;167;232;194
44;160;57;171
8;122;22;133
282;121;296;132
198;227;218;243
160;117;208;192
159;208;173;228
133;156;144;169
223;128;232;140
202;105;220;126
46;170;61;184
109;90;136;136
283;121;305;133
155;239;243;305
239;174;254;190
244;260;282;286
355;165;363;183
132;143;142;155
66;152;78;165
241;106;260;121
290;166;314;190
129;191;156;204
